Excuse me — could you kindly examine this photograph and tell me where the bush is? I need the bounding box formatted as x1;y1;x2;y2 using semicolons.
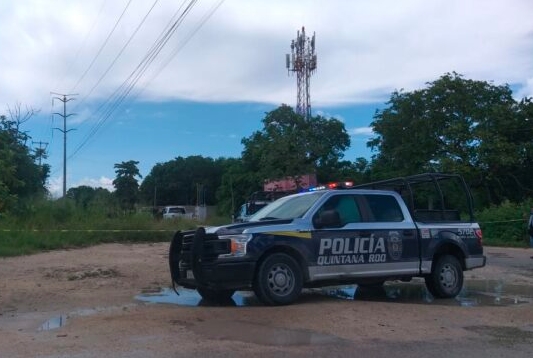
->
475;199;533;247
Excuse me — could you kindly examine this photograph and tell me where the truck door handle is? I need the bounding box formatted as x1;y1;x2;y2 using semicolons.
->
403;230;414;236
360;231;371;236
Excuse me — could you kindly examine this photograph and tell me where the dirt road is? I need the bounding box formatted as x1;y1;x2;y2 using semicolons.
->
1;243;533;357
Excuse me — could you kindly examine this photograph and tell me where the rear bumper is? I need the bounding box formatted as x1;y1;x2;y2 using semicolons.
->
465;255;486;270
178;260;256;290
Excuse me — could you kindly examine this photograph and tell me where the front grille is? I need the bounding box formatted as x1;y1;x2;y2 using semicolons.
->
180;231;231;265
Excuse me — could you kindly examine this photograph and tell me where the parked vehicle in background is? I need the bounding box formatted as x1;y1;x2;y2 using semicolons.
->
233;174;318;223
162;206;194;220
233;191;294;223
169;173;486;305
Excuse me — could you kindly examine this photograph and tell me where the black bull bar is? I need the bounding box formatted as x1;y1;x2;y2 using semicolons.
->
168;227;209;293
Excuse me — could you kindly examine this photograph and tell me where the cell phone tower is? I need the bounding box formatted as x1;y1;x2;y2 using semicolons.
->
286;26;317;120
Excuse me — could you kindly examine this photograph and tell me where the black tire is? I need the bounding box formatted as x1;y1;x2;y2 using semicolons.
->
196;287;235;302
169;232;183;285
253;253;303;306
357;280;385;288
425;255;463;298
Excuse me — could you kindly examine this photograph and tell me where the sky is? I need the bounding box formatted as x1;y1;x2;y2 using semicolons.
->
1;0;532;197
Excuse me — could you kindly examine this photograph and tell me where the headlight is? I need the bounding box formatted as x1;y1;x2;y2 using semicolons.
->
219;234;252;257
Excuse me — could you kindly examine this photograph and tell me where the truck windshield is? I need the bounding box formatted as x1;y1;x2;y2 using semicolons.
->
249;192;325;221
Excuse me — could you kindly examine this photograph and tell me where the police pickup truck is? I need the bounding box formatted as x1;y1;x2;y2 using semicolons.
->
169;173;486;305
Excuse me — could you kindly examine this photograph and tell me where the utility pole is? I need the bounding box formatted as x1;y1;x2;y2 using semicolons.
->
286;26;317;120
32;140;49;166
52;92;77;198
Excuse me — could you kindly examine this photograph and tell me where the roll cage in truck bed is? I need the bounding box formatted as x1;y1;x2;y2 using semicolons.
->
354;173;475;223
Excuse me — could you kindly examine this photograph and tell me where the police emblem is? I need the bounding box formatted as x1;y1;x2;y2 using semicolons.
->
387;231;403;260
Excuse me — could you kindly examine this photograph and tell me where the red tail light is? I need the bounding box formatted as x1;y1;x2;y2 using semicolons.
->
475;228;483;246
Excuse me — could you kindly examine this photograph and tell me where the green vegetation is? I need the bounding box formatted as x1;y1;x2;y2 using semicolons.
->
0;198;229;257
475;199;533;247
369;73;533;208
1;73;533;256
1;106;49;213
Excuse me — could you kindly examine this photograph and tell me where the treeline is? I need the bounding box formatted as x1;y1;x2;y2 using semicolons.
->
1;73;533;219
0;105;49;215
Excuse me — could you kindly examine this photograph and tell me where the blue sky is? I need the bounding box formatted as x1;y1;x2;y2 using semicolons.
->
38;100;381;192
1;0;532;197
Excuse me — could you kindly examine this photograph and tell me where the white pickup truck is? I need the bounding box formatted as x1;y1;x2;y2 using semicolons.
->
162;206;194;220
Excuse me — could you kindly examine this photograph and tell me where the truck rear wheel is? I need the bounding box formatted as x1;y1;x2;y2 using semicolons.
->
253;253;303;306
425;255;463;298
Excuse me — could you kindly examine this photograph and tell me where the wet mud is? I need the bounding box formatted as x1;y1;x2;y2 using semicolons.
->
135;279;533;308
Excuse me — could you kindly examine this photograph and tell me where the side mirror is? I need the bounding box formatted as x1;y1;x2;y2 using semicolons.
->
313;209;341;229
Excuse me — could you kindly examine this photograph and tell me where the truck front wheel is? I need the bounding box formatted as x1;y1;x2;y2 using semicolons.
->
253;253;303;306
196;287;235;302
425;255;463;298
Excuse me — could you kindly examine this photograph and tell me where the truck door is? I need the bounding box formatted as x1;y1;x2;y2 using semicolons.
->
308;193;419;281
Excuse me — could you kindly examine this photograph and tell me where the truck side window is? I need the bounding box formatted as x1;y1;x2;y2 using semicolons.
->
319;195;361;226
364;194;404;222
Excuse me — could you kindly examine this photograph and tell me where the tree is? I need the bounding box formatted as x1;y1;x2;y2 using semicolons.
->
139;156;227;207
67;185;113;210
113;160;142;213
368;72;533;206
241;105;350;184
215;158;261;216
0;106;49;213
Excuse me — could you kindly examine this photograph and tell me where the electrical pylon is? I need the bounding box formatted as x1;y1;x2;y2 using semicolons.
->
51;92;77;198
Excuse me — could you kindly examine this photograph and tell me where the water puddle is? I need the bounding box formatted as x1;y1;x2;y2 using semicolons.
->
37;304;136;332
188;320;347;346
328;280;533;306
136;279;533;307
135;288;262;307
39;315;67;331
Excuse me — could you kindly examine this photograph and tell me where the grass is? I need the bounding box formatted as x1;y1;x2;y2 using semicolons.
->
0;199;232;257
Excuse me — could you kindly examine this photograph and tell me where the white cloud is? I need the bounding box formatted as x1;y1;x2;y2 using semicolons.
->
47;175;114;198
46;176;63;199
315;110;345;122
76;176;114;191
1;0;531;109
350;127;374;136
3;0;533;189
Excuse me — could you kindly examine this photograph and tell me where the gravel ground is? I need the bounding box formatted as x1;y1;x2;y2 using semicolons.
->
1;243;533;357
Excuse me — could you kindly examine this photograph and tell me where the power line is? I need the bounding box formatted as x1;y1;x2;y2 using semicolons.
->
73;0;161;113
70;0;193;156
135;0;225;98
70;0;133;93
69;0;200;160
55;0;107;92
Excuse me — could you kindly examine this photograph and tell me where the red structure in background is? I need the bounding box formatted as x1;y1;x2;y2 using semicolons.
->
263;174;317;192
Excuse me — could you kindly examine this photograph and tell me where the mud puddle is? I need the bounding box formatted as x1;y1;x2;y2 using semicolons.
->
39;315;67;331
37;305;136;332
186;320;348;346
135;288;261;307
136;279;533;307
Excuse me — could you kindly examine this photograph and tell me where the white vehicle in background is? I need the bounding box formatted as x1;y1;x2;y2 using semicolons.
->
162;206;194;220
